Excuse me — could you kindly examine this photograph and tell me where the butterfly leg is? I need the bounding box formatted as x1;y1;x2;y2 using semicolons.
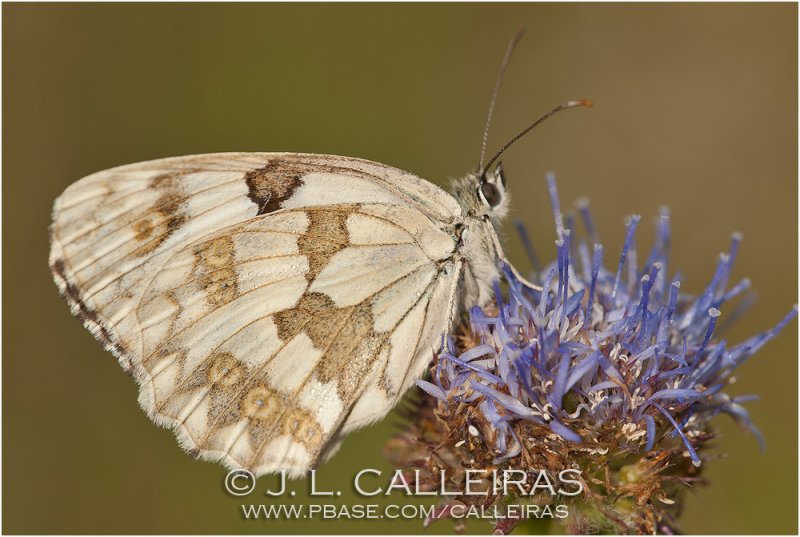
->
483;218;543;291
443;257;465;330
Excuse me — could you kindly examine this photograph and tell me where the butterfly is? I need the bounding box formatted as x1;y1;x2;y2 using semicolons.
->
49;32;590;478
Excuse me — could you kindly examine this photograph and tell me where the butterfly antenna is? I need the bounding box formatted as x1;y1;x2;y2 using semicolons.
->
480;99;593;179
478;28;526;173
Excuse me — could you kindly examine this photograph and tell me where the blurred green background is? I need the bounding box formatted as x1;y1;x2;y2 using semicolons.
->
3;3;797;534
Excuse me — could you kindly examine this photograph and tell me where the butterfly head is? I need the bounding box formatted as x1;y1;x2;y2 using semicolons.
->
477;162;511;221
450;162;510;223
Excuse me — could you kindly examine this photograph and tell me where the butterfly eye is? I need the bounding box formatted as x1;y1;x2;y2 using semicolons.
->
479;181;501;207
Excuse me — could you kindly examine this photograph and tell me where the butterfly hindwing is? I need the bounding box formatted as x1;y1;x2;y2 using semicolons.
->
50;153;462;476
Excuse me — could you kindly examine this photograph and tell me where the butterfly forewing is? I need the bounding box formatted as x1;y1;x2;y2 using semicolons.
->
50;153;462;476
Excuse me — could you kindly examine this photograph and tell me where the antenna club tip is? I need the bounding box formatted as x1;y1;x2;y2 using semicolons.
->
564;99;593;109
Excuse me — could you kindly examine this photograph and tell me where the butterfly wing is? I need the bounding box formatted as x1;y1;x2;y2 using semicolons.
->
50;153;462;476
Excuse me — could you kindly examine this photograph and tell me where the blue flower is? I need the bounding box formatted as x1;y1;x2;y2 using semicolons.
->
420;175;795;468
393;174;796;533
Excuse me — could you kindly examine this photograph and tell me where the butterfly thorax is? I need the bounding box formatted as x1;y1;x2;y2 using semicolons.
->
449;168;510;309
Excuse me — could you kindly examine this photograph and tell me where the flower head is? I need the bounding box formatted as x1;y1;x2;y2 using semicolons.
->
387;175;796;534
